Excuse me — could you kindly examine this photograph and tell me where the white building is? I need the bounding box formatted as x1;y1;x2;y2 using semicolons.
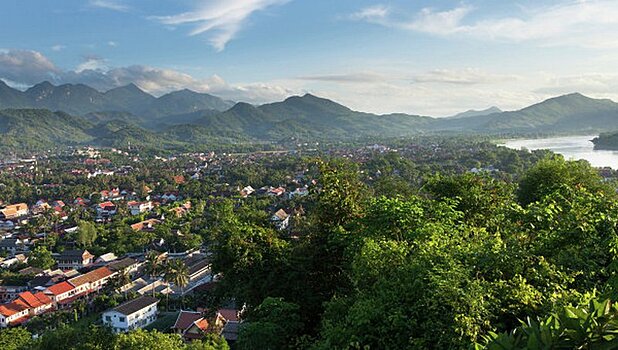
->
102;296;159;333
127;201;153;216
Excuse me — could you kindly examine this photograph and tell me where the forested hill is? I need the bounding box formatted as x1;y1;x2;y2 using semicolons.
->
3;81;618;151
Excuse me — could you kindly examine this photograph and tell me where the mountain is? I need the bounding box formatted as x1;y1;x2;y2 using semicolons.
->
24;82;112;115
4;85;618;153
191;94;432;139
0;80;28;108
0;82;234;125
448;106;502;119
140;89;234;118
0;109;93;152
432;93;618;133
103;83;156;114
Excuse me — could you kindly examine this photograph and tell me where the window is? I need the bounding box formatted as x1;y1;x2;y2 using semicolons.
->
105;316;111;322
119;317;125;322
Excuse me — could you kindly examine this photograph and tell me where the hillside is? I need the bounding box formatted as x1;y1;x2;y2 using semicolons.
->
0;109;93;151
433;93;618;133
0;81;233;124
3;82;618;152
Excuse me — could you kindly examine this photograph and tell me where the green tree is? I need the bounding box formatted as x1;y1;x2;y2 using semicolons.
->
0;327;32;350
164;258;190;296
28;245;55;269
76;220;98;248
517;156;608;205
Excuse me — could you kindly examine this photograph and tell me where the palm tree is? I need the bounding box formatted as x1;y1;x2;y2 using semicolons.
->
164;259;189;308
143;251;163;297
108;270;131;299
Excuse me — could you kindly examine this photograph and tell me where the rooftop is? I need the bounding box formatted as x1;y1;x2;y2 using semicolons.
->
111;296;158;316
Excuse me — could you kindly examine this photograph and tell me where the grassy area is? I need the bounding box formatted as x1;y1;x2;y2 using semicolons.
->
144;311;178;332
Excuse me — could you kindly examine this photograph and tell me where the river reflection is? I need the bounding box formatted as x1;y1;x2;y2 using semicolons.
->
500;135;618;169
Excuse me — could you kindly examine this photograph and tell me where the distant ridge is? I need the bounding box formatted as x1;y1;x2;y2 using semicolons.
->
449;106;502;119
1;81;618;152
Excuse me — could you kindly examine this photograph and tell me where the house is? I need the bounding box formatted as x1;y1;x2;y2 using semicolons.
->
0;203;29;220
44;281;76;308
171;310;211;341
131;219;161;232
0;285;28;303
271;209;290;231
0;239;26;256
127;201;153;216
184;256;212;283
96;202;117;218
169;201;191;218
68;266;115;295
161;193;178;202
102;296;159;333
216;309;240;344
240;186;255;198
268;187;286;197
289;187;309;198
32;200;51;214
95;253;118;265
0;300;30;327
0;220;15;231
15;291;53;316
107;257;140;276
56;249;95;270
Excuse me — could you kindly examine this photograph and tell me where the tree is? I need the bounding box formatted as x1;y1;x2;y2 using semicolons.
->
114;329;185;350
0;327;32;350
164;258;190;296
517;156;608;205
28;245;55;269
76;220;98;248
237;297;303;350
144;252;164;297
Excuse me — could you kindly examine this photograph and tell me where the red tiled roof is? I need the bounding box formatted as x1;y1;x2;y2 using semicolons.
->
98;201;115;209
34;292;52;305
47;281;75;296
18;291;43;308
173;311;203;330
0;301;29;317
217;309;239;322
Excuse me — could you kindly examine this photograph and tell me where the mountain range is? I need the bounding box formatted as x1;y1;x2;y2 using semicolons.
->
2;81;618;152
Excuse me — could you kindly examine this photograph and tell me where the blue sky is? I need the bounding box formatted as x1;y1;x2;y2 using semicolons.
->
2;0;618;116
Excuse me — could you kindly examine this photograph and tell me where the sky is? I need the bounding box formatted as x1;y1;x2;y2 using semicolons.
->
2;0;618;116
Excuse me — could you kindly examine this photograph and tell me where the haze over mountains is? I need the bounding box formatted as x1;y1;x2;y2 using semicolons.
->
1;81;618;152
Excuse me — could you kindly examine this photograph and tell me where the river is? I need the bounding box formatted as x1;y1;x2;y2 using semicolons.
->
500;135;618;169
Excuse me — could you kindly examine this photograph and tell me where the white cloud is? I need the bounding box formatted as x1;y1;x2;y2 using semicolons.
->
0;49;59;84
51;45;66;52
412;68;520;85
352;1;618;48
297;72;390;84
89;0;129;12
0;49;294;103
154;0;289;51
350;5;390;22
107;41;118;47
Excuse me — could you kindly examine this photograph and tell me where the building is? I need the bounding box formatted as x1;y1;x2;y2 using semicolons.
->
68;266;116;295
127;201;153;216
0;238;27;256
0;203;29;220
102;296;159;333
44;281;77;308
96;202;117;218
131;219;160;232
56;250;95;270
0;300;29;327
15;291;54;316
271;209;290;231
